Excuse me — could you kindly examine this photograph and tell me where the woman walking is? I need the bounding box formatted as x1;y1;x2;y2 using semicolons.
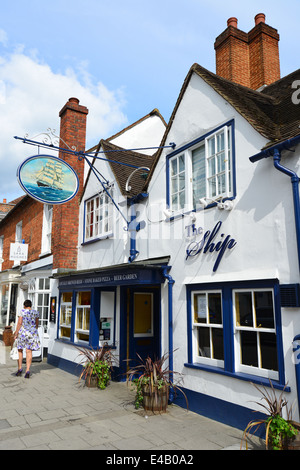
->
14;300;40;378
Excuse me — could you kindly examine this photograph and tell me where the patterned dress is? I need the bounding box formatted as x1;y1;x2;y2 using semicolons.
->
16;308;41;351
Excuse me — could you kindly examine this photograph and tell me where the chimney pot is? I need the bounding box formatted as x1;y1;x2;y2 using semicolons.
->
69;97;80;104
3;199;6;203
255;13;266;25
227;17;238;28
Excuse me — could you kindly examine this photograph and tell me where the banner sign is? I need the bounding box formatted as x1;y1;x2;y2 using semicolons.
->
17;154;79;204
9;242;28;261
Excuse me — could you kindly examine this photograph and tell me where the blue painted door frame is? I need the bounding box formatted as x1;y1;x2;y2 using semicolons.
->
119;285;161;376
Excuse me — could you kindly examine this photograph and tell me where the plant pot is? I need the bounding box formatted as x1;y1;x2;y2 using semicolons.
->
267;420;300;450
3;326;13;346
85;375;98;388
142;384;169;413
285;421;300;450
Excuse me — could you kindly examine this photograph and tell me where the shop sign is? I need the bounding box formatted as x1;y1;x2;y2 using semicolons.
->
9;242;28;261
17;154;79;205
50;297;57;323
59;267;164;288
185;221;237;272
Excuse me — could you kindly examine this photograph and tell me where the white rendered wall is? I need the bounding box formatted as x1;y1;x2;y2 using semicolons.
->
52;71;300;419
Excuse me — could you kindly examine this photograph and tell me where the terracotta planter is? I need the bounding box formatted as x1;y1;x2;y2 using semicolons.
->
85;375;98;388
267;420;300;450
142;384;169;413
3;326;13;346
285;421;300;450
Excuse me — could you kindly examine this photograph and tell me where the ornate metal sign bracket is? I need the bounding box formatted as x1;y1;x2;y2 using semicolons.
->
14;132;176;262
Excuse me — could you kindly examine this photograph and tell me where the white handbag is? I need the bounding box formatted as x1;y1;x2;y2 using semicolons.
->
10;341;19;361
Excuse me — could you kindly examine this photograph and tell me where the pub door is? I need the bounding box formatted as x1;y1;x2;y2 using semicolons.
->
126;287;160;369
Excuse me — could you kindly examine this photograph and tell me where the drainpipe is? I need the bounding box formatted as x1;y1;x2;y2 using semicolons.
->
293;335;300;420
250;140;300;418
273;149;300;271
128;201;139;263
271;151;300;418
250;137;300;271
161;266;175;402
127;193;148;263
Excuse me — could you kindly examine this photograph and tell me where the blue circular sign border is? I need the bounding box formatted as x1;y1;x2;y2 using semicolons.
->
17;154;79;205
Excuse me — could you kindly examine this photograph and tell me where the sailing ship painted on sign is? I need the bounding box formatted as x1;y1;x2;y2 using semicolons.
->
17;155;79;204
36;160;64;190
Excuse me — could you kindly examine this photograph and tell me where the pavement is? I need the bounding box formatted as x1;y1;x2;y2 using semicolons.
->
0;342;264;452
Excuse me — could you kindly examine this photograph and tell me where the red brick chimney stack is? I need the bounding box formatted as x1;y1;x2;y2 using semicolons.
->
214;13;280;90
52;97;88;272
248;14;280;89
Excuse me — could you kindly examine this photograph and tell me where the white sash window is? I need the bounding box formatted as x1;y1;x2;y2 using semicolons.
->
168;124;233;213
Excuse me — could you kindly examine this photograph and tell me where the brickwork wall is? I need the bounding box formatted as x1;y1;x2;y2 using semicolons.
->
52;98;88;271
0;197;43;271
249;28;280;89
215;14;280;90
216;34;250;87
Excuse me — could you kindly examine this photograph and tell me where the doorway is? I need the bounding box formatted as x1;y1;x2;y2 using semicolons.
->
122;286;160;371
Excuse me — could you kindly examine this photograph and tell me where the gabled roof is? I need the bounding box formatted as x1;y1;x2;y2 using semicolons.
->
82;63;300;199
0;195;28;226
145;64;300;187
88;109;167;154
82;109;166;200
260;69;300;146
100;139;156;197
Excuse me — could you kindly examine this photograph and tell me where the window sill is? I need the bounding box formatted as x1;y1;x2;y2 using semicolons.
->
55;338;116;350
39;250;52;258
165;198;235;222
82;232;113;245
184;362;290;392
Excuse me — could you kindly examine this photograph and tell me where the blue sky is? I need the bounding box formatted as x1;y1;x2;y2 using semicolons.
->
1;0;299;202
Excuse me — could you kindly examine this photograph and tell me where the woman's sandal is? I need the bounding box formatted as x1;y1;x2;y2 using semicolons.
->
16;369;23;377
24;371;30;379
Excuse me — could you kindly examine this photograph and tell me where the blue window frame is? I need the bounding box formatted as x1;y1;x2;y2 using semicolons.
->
186;279;287;390
166;120;236;214
57;287;116;348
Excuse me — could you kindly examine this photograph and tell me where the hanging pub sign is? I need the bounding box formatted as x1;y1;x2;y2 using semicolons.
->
17;154;79;204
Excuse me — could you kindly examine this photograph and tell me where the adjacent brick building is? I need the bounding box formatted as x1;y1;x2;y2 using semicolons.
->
52;97;88;272
0;98;88;344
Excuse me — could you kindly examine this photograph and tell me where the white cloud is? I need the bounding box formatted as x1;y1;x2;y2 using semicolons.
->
0;49;128;201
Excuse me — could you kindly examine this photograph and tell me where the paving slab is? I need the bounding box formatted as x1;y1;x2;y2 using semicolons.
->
0;343;265;452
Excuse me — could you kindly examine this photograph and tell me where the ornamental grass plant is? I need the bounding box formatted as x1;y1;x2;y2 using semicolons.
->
126;351;188;411
241;380;299;450
77;345;115;389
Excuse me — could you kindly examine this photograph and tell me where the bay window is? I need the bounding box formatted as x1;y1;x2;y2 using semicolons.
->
28;277;50;334
75;291;91;343
58;288;116;347
59;292;72;340
168;122;234;212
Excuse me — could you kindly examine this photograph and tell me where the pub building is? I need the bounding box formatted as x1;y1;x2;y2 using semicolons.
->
47;14;300;429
